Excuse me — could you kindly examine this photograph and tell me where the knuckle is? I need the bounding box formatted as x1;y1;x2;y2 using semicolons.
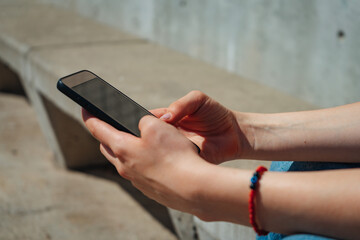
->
188;90;209;108
116;165;126;177
139;116;159;136
116;164;132;180
139;115;150;128
118;165;134;181
111;135;128;156
112;144;126;157
168;101;181;114
190;90;207;100
125;160;138;171
189;90;202;96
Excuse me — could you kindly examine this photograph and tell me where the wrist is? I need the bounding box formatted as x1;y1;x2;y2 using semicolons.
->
233;111;258;159
189;163;252;224
234;111;288;160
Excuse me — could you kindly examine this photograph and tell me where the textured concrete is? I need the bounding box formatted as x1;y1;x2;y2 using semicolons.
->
0;1;318;239
0;1;141;73
0;1;144;168
0;0;315;166
43;0;360;108
27;42;316;119
0;93;176;240
41;95;108;168
0;61;25;95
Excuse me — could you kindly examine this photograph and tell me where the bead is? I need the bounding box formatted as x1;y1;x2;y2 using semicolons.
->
251;175;258;184
249;166;269;236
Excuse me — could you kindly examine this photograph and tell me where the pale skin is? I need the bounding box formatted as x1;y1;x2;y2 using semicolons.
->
82;90;360;239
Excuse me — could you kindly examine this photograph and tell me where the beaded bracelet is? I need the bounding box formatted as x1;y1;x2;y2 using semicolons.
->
249;166;269;236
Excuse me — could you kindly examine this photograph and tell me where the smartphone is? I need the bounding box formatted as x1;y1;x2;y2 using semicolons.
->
57;70;200;152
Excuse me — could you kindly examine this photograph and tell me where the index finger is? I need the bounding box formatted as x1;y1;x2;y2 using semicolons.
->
149;108;167;118
166;90;209;123
82;109;138;150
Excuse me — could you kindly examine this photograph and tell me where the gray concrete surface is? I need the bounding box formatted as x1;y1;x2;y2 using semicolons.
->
0;61;25;95
0;0;315;165
0;0;146;168
29;42;316;115
40;0;360;108
0;1;140;71
0;1;318;239
0;92;176;240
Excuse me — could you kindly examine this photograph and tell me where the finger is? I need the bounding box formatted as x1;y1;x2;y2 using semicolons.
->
81;108;94;122
82;108;138;154
149;108;167;118
163;90;209;123
138;115;200;155
100;143;131;180
99;143;118;166
82;108;121;146
138;115;167;138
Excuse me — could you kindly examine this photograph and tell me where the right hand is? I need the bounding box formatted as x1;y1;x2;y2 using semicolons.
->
151;91;247;164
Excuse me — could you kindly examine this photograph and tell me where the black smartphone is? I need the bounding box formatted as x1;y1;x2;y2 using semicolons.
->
57;70;200;152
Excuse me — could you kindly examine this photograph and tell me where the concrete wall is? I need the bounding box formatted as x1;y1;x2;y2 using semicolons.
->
31;1;358;239
41;0;359;108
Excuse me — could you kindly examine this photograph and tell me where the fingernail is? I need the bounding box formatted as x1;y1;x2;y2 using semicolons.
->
160;112;172;120
82;108;90;121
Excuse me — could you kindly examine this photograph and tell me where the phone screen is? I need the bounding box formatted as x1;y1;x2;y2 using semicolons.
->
71;77;151;136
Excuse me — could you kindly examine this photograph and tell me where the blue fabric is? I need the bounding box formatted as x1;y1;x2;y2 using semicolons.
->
257;232;334;240
270;161;360;172
255;160;360;240
282;234;335;240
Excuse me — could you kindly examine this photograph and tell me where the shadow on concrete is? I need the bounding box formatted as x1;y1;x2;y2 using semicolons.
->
0;61;176;236
0;62;27;97
73;163;176;235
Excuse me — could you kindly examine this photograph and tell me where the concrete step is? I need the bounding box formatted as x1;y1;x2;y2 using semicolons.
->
0;93;176;240
0;1;316;239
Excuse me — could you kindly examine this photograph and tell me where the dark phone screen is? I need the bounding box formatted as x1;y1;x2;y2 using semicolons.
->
72;77;150;136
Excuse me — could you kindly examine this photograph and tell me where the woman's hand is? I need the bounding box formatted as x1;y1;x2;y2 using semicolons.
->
82;108;211;216
152;91;249;164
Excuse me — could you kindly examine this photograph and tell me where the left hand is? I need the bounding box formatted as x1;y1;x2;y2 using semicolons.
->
82;109;210;215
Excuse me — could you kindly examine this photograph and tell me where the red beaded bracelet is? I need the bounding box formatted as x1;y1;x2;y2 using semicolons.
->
249;166;269;236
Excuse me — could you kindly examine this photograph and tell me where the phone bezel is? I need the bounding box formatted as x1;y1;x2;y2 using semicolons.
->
57;70;201;153
60;70;97;88
57;70;153;137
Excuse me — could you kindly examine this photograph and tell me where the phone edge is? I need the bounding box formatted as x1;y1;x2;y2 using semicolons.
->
56;78;138;136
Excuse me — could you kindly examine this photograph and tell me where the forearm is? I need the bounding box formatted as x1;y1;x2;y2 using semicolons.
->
236;102;360;162
194;165;360;239
258;169;360;238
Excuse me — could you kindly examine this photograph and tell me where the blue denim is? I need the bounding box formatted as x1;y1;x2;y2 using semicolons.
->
256;160;360;240
270;161;360;172
257;232;335;240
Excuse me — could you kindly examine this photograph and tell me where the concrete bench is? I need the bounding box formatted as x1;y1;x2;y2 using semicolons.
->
0;1;314;239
